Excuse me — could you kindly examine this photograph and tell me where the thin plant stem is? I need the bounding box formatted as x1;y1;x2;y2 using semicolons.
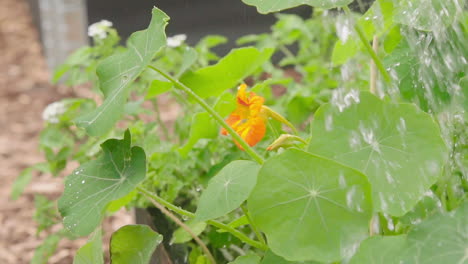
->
151;99;170;140
148;65;264;165
370;36;378;94
342;6;391;83
137;187;268;250
279;45;295;59
241;204;266;245
144;192;217;264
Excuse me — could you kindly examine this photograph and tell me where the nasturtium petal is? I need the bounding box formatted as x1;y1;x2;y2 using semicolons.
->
180;47;273;98
349;235;406;264
58;131;146;236
195;160;260;221
248;149;372;263
400;201;468;264
75;8;169;136
308;92;447;216
242;0;353;14
110;225;163;264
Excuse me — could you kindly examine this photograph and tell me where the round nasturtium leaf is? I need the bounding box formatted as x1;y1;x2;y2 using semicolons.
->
349;235;407;264
400;201;468;264
308;92;447;216
58;131;146;236
248;149;372;263
195;160;260;221
110;225;163;264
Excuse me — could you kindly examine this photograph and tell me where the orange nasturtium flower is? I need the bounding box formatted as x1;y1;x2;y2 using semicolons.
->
221;84;267;149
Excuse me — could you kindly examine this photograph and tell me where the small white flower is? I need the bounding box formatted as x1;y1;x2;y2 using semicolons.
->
42;102;67;124
88;19;113;39
167;34;187;48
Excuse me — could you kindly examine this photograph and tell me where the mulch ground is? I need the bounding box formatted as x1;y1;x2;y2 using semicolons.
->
0;0;133;263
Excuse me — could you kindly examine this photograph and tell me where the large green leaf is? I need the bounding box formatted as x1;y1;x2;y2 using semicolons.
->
248;149;372;263
73;230;104;264
110;225;163;264
308;92;447;216
180;47;273;98
31;233;61;264
196;160;260;221
241;0;352;14
75;8;169;136
348;235;406;264
400;201;468;263
58;131;146;236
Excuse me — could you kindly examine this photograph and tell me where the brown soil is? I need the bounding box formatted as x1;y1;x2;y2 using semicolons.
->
0;0;132;263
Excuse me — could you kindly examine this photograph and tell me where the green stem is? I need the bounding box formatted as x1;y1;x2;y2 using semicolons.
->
148;65;264;165
279;45;295;59
342;6;391;83
241;204;266;245
137;187;268;250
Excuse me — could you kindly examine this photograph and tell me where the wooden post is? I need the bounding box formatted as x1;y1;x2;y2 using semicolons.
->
30;0;88;72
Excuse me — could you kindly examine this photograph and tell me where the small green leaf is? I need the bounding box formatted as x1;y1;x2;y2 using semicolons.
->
308;92;447;216
11;163;49;200
179;112;218;156
75;8;169;136
58;131;146;236
229;254;261;264
73;230;104;264
400;201;468;263
242;0;353;14
171;220;207;244
11;168;33;200
196;160;260;221
176;47;198;77
34;195;60;234
349;235;406;264
249;149;372;263
331;39;360;65
106;189;138;213
31;233;61;264
383;25;402;53
332;0;395;65
214;91;236;117
261;250;319;264
180;47;273;98
146;80;173;99
110;225;163;264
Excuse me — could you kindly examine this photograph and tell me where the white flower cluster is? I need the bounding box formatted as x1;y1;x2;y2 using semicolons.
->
42;101;67;124
88;20;113;39
167;34;187;48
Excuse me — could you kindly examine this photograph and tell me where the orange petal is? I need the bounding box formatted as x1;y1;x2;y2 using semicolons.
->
236;84;249;106
221;114;240;135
